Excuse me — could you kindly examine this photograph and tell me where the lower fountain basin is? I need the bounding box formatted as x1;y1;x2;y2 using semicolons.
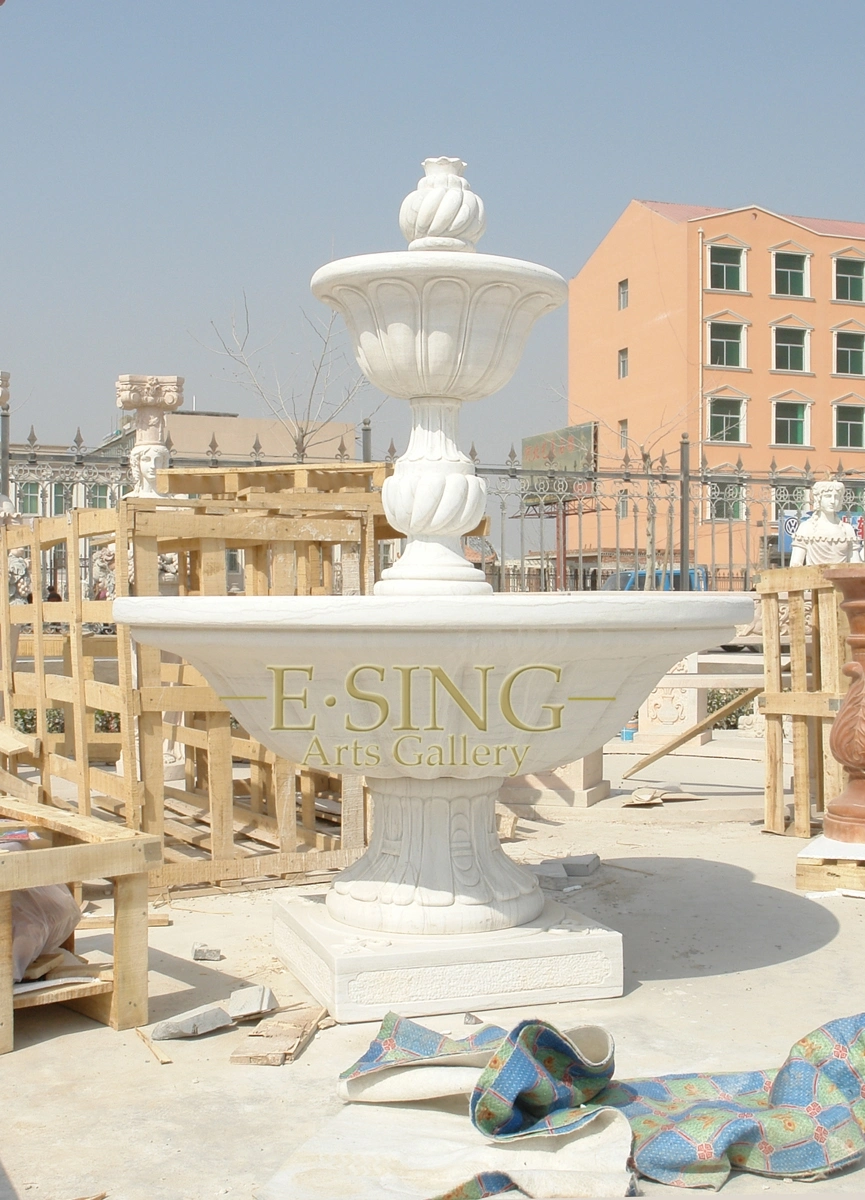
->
114;592;753;780
115;591;752;935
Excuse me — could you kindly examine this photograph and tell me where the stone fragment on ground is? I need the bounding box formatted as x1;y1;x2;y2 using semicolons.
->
227;984;278;1020
524;862;568;889
191;942;221;960
151;1003;234;1041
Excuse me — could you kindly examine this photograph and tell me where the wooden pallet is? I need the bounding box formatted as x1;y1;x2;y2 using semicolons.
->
796;852;865;891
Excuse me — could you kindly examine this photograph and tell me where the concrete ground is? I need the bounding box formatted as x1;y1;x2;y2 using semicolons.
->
3;740;865;1199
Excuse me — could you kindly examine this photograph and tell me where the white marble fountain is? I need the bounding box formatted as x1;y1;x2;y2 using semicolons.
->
115;159;752;1020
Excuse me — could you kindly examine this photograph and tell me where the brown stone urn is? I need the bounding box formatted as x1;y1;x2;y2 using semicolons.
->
824;565;865;842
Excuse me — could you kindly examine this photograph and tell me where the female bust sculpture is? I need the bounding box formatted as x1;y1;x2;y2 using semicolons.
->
129;443;169;498
789;480;864;567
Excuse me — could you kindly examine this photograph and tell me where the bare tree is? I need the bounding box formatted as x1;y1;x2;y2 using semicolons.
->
206;294;381;461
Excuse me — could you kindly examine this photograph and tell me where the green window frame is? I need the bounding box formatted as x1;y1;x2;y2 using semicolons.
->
709;478;743;521
86;483;110;509
774;401;806;446
835;404;865;449
837;332;865;375
836;259;865;302
774;326;806;371
709;246;742;291
709;322;742;367
17;482;40;515
774;252;806;296
708;398;743;442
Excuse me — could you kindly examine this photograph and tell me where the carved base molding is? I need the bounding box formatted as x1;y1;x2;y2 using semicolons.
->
327;775;543;934
275;894;623;1022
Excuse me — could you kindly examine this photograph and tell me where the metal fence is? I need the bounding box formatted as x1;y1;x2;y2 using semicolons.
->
473;436;865;593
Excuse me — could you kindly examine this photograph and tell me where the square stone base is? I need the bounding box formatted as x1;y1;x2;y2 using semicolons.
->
273;894;623;1023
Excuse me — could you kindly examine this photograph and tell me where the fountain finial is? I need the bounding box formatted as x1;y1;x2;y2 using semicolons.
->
398;157;486;252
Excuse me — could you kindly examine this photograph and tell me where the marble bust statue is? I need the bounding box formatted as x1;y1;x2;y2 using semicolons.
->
790;480;864;567
129;443;169;498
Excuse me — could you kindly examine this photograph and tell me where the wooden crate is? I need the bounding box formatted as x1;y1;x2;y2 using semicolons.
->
0;795;161;1052
0;477;390;890
757;565;850;837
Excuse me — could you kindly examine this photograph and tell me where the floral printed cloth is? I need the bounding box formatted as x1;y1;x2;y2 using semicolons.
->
341;1011;865;1194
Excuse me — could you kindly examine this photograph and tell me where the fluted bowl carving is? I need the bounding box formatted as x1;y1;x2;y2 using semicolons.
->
311;252;568;402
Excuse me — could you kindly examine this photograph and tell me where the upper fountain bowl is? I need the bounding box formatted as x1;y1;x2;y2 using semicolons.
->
311;252;567;402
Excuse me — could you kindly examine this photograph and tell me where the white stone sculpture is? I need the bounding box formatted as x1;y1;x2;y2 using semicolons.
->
116;374;182;497
7;548;30;606
114;159;753;1020
789;480;864;567
128;443;170;499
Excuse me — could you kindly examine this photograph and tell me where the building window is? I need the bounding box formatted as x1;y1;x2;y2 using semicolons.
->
618;279;628;310
618;348;629;379
709;322;743;367
837;331;865;375
17;482;40;515
774;252;806;296
618;419;628;449
709;478;743;521
709;246;742;290
774;326;806;371
52;483;70;515
836;404;865;449
86;484;110;509
836;258;865;302
774;401;807;446
708;398;744;442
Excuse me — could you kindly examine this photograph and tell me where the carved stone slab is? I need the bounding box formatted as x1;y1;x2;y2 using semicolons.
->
273;893;623;1023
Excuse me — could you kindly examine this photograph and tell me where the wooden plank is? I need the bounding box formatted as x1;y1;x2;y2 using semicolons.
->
0;891;13;1052
138;686;223;712
134;510;360;543
786;590;812;838
761;590;786;834
83;679;126;712
760;692;843;717
14;980;114;1011
206;711;235;861
622;687;762;781
0;764;42;804
796;859;865;891
0;724;40;758
44;674;76;704
0;839;161;890
0;794;150;843
106;872;150;1029
153;845;362;887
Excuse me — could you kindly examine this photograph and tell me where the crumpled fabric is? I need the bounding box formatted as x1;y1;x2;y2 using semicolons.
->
340;1011;865;1193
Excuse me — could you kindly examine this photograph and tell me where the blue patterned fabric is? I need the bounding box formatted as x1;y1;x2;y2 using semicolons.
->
342;1012;865;1193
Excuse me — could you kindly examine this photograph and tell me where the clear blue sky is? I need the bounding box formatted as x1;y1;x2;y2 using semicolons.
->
2;0;865;461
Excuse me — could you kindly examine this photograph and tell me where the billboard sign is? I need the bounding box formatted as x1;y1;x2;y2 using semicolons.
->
521;423;595;473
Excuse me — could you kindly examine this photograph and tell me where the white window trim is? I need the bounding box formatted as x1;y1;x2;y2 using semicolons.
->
771;320;812;372
705;393;748;444
771;396;813;447
832;248;865;303
833;325;865;377
705;235;749;293
617;347;629;379
769;244;812;299
705;313;750;369
831;393;865;451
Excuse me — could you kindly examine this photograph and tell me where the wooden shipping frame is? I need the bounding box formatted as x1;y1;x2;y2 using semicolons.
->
0;464;398;889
